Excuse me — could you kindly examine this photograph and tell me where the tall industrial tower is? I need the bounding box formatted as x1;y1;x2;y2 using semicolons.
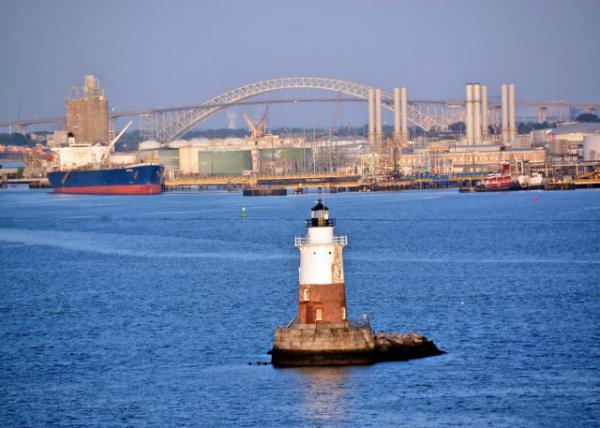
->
65;75;109;145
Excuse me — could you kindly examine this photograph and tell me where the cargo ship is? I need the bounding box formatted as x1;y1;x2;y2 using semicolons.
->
47;121;164;195
48;163;163;194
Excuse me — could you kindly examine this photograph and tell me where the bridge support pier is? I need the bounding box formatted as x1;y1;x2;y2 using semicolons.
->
368;89;375;146
508;83;516;146
501;84;509;146
393;88;401;141
375;88;383;144
481;85;488;140
401;87;408;143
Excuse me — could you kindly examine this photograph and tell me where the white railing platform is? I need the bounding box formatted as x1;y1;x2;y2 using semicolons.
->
294;235;347;246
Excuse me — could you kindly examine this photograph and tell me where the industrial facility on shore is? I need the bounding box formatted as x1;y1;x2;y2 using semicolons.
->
2;75;600;188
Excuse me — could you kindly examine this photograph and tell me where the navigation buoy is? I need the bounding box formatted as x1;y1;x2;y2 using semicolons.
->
241;207;247;218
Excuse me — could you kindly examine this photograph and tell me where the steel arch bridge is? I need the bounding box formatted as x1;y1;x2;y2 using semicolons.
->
140;77;444;142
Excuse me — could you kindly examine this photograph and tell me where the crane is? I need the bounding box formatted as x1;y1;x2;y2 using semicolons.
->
243;106;269;139
101;120;133;162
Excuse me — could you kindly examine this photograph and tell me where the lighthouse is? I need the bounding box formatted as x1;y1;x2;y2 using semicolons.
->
295;199;348;325
271;200;377;367
269;200;444;367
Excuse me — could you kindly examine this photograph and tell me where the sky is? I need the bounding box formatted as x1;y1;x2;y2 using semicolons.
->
1;0;599;129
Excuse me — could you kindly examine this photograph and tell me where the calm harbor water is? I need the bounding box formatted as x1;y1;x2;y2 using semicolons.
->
1;187;599;427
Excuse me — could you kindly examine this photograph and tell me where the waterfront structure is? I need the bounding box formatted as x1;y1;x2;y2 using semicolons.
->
65;75;109;145
398;143;546;175
583;135;600;161
547;122;600;162
143;135;365;176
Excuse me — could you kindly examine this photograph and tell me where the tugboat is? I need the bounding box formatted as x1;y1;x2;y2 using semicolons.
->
483;162;515;191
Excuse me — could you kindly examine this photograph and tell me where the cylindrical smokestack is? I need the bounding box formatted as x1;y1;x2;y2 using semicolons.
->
375;88;382;141
509;83;516;146
368;88;375;145
481;85;488;140
465;83;474;146
473;83;482;145
501;84;509;146
401;87;408;141
393;88;401;140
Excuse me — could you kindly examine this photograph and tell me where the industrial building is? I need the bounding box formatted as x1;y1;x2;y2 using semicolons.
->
397;143;546;175
65;75;109;145
546;123;600;162
46;76;598;181
138;135;366;176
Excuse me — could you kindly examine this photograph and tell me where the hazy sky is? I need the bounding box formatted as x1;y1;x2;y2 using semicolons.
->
1;0;599;128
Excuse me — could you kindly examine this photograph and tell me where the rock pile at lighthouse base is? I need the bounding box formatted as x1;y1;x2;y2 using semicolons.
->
373;332;444;361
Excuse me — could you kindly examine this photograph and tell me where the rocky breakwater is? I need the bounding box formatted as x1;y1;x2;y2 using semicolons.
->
374;332;444;362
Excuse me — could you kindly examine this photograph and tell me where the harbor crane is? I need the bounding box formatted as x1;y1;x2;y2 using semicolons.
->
243;106;269;139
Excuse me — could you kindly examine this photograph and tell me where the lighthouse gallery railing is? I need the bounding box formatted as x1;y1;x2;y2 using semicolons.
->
294;236;348;246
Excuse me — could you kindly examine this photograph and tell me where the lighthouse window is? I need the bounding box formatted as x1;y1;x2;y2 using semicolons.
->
303;289;309;301
342;307;346;320
315;308;323;321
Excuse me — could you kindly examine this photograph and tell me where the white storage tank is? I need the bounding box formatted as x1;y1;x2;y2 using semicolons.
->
224;138;245;145
583;135;600;161
188;138;211;146
109;153;137;165
166;140;190;149
138;140;161;151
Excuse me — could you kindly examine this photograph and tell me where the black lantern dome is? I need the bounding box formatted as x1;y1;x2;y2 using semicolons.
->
306;199;335;227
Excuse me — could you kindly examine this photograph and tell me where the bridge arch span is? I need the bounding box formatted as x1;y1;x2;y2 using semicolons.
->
142;77;441;142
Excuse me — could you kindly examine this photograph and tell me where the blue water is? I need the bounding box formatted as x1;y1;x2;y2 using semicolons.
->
1;187;599;427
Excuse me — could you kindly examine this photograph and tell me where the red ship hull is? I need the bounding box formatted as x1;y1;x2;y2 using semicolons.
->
54;184;161;195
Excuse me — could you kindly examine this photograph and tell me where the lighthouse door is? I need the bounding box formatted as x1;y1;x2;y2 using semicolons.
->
304;306;314;323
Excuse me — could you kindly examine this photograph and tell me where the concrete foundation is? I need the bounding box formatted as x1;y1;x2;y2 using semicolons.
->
271;324;443;367
271;323;376;366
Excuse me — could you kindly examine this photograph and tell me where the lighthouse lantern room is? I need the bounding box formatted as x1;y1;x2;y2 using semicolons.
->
294;200;348;325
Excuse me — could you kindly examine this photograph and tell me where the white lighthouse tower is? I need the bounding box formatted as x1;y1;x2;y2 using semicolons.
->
295;199;348;324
